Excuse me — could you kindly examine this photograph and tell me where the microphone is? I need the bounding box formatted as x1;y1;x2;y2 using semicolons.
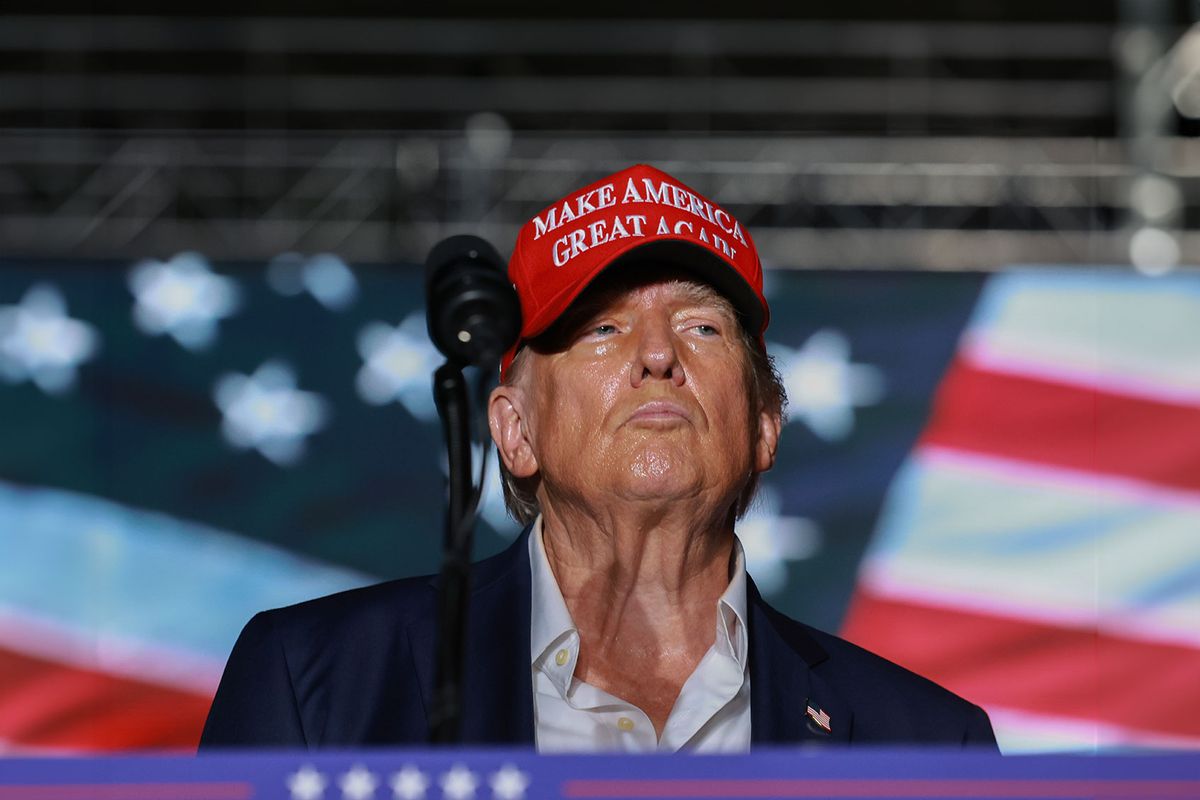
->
425;235;521;366
423;235;520;743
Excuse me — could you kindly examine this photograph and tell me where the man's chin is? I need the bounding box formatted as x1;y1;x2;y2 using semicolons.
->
617;463;704;506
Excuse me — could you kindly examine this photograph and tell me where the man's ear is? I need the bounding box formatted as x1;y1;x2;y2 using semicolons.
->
488;385;539;478
753;407;782;474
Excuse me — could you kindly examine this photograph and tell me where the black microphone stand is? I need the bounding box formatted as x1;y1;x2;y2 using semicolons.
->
429;362;473;744
423;234;521;745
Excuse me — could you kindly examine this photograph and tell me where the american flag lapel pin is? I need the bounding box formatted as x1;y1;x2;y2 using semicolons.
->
806;702;832;735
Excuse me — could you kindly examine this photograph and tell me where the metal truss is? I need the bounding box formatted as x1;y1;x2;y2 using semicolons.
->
1;130;1197;270
0;7;1194;270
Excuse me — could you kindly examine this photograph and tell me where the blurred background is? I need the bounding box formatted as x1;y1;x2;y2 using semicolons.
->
1;0;1197;755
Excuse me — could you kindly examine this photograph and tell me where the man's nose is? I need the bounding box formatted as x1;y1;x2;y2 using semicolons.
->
630;319;686;387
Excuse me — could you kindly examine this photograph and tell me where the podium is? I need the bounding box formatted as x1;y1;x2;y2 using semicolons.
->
1;749;1198;800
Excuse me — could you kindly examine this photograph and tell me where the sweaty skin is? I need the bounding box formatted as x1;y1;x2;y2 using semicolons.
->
488;273;781;737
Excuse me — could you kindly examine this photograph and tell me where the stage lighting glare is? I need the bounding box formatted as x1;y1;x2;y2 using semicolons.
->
1129;226;1180;275
1129;174;1182;222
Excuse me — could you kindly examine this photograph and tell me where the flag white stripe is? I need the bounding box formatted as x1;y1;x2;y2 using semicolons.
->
921;445;1200;510
986;706;1200;753
960;333;1200;407
0;604;223;695
964;269;1200;401
0;481;370;662
862;456;1200;648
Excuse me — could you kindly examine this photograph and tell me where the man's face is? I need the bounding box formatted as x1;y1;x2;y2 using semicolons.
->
490;270;780;517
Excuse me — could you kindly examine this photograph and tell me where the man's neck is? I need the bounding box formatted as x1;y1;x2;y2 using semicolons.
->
537;505;736;736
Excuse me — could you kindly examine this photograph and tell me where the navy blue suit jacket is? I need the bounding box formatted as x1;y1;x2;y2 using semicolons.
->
200;529;997;749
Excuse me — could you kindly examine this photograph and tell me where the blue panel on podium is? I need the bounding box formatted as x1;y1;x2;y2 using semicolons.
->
1;750;1199;800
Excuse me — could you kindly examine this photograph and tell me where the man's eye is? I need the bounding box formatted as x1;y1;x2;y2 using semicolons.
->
694;324;719;336
592;324;618;335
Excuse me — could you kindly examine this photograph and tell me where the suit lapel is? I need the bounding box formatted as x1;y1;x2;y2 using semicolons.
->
747;578;852;746
410;527;535;745
461;527;535;743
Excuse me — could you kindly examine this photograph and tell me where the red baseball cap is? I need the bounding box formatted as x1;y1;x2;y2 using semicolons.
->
501;163;769;378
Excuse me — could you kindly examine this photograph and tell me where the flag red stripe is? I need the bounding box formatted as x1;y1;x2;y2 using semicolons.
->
919;361;1200;493
0;645;212;751
840;590;1200;740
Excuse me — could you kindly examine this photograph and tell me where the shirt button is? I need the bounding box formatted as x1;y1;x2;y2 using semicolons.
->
617;716;635;732
554;648;570;666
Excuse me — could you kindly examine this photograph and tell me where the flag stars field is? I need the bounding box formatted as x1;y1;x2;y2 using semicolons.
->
772;328;886;441
0;283;99;394
213;361;329;466
736;484;824;596
128;253;241;351
267;253;360;311
355;312;442;419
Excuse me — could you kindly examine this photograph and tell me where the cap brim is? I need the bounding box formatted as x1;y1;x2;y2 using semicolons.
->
615;239;767;335
521;236;767;342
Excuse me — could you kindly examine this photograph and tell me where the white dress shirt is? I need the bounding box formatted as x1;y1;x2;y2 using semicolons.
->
528;517;752;752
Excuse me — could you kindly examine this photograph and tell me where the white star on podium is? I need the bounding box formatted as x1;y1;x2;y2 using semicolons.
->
488;764;530;800
286;765;328;800
439;764;478;800
389;765;430;800
339;764;379;800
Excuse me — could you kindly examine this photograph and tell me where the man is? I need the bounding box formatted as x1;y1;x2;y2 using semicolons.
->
200;164;997;751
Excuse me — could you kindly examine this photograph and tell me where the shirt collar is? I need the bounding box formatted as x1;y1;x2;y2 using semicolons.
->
716;536;749;670
529;515;576;659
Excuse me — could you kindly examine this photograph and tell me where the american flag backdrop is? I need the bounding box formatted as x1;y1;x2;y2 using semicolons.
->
841;270;1200;751
0;257;1195;754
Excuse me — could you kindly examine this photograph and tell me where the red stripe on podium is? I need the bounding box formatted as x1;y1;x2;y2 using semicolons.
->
565;778;1200;798
0;784;250;800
